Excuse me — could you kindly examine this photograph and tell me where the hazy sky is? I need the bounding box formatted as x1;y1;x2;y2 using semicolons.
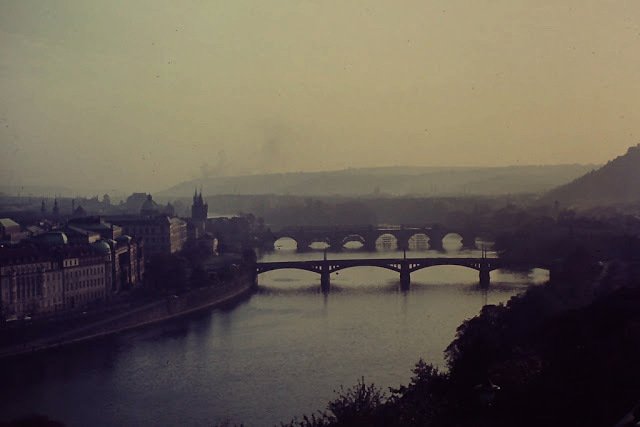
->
2;0;640;192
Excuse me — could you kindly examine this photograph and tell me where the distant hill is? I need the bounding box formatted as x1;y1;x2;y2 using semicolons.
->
544;145;640;207
158;165;597;198
0;184;126;199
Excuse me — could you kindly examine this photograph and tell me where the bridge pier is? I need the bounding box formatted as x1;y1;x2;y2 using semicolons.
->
363;238;377;252
396;236;409;251
428;236;444;251
329;239;343;252
296;239;311;252
479;266;491;288
400;262;411;291
320;264;331;293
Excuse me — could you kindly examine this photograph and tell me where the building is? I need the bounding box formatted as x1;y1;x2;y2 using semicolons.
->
0;239;109;318
0;247;63;317
58;246;108;311
97;236;144;294
108;215;187;257
140;194;161;217
0;218;28;244
191;189;208;222
0;224;146;319
197;232;218;256
68;216;123;240
189;189;209;240
64;226;102;245
72;205;87;218
208;216;253;253
123;192;149;214
25;225;45;238
163;202;176;217
52;198;60;218
66;217;144;293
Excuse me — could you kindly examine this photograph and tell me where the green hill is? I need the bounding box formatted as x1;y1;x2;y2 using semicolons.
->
544;145;640;208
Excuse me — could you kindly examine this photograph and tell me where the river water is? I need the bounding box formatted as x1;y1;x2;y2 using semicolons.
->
0;237;547;426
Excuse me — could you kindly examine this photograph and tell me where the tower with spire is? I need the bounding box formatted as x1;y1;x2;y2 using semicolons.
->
191;188;208;222
190;188;208;238
52;198;59;218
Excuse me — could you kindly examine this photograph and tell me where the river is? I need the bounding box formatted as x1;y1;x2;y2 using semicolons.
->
0;236;547;426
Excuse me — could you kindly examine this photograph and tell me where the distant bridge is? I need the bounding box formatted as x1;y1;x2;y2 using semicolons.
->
260;225;489;252
256;255;546;292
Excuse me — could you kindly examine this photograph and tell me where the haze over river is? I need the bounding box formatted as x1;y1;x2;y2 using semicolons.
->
0;236;548;426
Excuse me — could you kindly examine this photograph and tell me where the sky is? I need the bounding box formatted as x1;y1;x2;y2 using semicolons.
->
1;0;640;192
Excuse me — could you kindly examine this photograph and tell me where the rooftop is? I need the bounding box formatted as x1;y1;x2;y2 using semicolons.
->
0;218;20;229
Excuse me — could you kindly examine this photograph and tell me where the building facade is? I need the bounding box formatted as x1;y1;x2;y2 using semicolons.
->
0;244;108;318
67;216;123;240
0;250;62;317
0;218;28;244
109;216;187;257
59;248;108;311
0;229;145;319
66;218;144;294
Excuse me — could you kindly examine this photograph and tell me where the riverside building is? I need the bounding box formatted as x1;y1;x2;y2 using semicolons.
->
108;216;187;257
0;229;144;320
105;194;187;258
0;237;107;318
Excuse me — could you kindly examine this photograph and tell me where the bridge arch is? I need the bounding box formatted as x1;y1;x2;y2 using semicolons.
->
442;232;464;251
374;233;398;250
410;263;484;274
273;236;299;251
257;266;320;275
407;233;430;250
309;240;330;250
341;234;366;250
330;263;402;275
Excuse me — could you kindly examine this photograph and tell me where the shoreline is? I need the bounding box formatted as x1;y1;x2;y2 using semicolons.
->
0;273;256;360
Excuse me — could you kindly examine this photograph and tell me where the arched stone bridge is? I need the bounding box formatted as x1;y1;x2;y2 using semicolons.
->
256;256;542;292
261;225;487;252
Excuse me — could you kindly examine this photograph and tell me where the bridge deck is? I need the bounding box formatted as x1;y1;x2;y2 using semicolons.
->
256;257;509;274
255;257;547;291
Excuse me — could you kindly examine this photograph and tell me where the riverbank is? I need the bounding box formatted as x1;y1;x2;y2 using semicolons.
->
0;272;256;360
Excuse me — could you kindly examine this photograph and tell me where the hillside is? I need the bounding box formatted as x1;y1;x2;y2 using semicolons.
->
158;165;595;198
544;145;640;207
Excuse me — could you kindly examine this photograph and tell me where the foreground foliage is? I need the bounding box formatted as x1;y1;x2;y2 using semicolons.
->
285;256;640;427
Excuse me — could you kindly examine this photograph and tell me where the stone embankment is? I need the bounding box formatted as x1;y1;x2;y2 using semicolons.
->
0;273;255;359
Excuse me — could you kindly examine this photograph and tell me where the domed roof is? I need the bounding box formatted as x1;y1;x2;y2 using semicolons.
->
116;234;132;243
73;205;87;217
92;240;112;255
140;194;159;216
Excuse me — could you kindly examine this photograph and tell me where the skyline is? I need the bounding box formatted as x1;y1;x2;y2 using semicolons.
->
2;1;640;192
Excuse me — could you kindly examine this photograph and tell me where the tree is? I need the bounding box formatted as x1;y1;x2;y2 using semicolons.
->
282;378;386;427
326;378;386;426
189;264;209;288
146;254;188;292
